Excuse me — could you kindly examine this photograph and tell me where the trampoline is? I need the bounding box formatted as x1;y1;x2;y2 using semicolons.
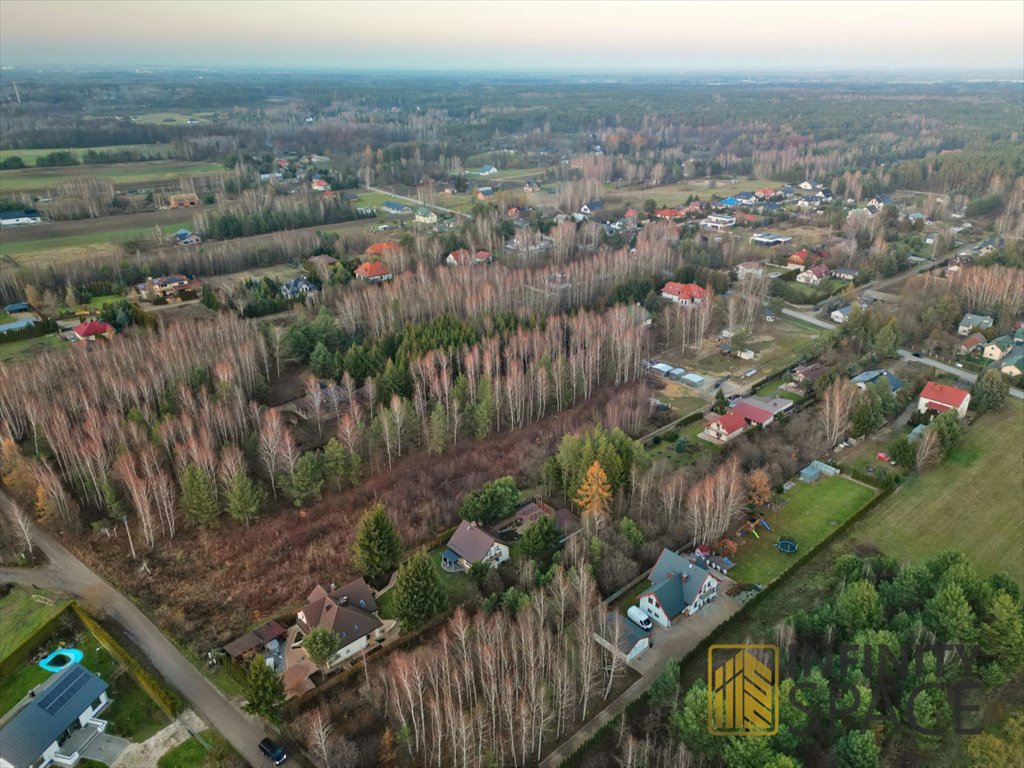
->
775;539;798;554
39;648;83;672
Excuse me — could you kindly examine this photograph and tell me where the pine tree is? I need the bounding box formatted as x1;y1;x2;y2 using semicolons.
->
713;388;729;414
353;504;401;584
575;460;612;527
243;656;285;724
392;550;447;630
225;472;265;526
926;581;977;643
302;627;342;670
971;369;1010;413
428;403;448;454
285;451;323;507
322;438;348;490
181;463;220;527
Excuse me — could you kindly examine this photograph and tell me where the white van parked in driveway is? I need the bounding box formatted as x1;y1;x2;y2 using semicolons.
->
627;606;653;631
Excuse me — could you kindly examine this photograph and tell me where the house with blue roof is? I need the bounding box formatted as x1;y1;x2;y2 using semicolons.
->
381;201;412;214
0;318;37;335
718;196;739;206
850;369;904;393
479;165;498;176
638;549;718;628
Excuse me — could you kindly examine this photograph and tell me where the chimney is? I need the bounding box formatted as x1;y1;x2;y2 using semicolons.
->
340;596;348;606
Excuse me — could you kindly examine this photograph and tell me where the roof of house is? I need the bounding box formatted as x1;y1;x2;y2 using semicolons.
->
583;200;604;211
381;201;410;210
0;209;40;220
447;520;501;562
832;267;858;276
644;549;714;618
355;261;392;279
74;320;113;338
960;313;994;328
0;664;108;768
223;620;288;658
919;381;969;408
3;302;30;312
661;282;705;301
601;612;650;655
988;335;1014;352
959;332;987;349
833;305;854;317
730;400;774;425
999;351;1024;371
297;578;382;643
794;362;828;381
705;411;747;435
741;395;793;415
807;264;829;278
0;319;36;333
788;249;809;264
851;369;904;392
366;241;399;256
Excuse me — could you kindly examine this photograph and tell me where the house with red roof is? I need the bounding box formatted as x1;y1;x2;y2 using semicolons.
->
365;241;400;257
311;178;330;192
787;249;810;270
73;320;114;342
796;264;830;286
354;261;393;282
730;400;775;427
917;381;970;418
660;282;705;306
698;412;747;444
654;208;680;220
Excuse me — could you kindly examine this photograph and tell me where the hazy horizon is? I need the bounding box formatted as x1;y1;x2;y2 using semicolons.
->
2;0;1022;73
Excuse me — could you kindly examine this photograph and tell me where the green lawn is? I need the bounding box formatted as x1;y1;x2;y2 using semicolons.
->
158;729;239;768
847;401;1024;585
0;617;169;741
727;477;877;585
0;334;64;363
0;311;14;325
0;587;71;661
81;294;123;311
0;144;176;164
0;161;224;192
753;374;804;402
1;222;191;257
131;112;216;125
646;417;722;467
378;548;473;620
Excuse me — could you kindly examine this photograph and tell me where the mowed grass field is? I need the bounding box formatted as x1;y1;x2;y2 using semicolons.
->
0;144;176;164
847;400;1024;584
0;586;71;661
0;160;224;192
728;477;877;585
1;222;191;264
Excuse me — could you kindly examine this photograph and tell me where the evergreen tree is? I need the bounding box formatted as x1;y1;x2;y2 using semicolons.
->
519;515;561;558
181;463;220;527
930;411;963;456
302;626;342;670
243;656;285;723
926;581;977;643
833;730;881;768
392;550;447;630
353;504;402;584
980;592;1024;666
225;471;265;526
428;403;449;454
459;476;519;524
971;369;1010;413
835;580;882;633
285;451;323;507
888;434;916;470
713;388;730;414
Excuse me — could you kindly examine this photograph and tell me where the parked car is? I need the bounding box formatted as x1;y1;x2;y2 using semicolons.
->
259;738;288;765
627;606;653;631
876;452;890;461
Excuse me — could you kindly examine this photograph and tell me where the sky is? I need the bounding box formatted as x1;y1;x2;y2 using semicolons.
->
1;0;1023;73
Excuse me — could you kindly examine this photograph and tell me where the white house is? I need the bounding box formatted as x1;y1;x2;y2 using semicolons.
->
917;381;970;418
701;214;736;230
736;261;764;279
0;209;42;227
638;549;718;628
294;579;383;669
796;265;829;286
479;165;498;176
660;282;705;306
442;521;509;572
982;335;1013;361
831;305;854;324
0;664;112;768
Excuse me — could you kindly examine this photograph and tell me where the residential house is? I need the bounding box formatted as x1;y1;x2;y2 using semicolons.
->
787;249;810;270
654;208;680;220
366;241;400;258
946;256;974;274
701;213;736;230
441;521;509;572
355;261;393;282
523;180;541;193
169;193;200;208
307;254;338;273
997;351;1023;378
831;267;858;281
141;274;197;300
917;381;970;418
699;411;748;443
957;332;987;355
294;579;382;667
638;549;719;628
831;305;854;324
446;248;492;266
381;201;412;215
479;165;498;176
730;399;775;428
72;321;114;342
0;663;111;768
749;232;793;247
0;209;41;227
958;313;994;337
594;613;650;663
792;362;828;386
798;180;819;191
796;264;829;286
0;319;36;335
173;229;202;246
983;335;1013;361
415;207;438;225
851;369;904;392
581;200;604;215
222;620;288;664
660;282;705;306
476;187;495;200
281;277;318;299
736;261;764;279
311;178;331;192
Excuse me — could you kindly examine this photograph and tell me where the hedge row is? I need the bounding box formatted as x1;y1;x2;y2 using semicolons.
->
557;713;623;768
0;603;72;678
558;484;894;767
72;603;181;718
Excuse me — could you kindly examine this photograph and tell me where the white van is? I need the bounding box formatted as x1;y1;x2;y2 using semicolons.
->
627;606;653;631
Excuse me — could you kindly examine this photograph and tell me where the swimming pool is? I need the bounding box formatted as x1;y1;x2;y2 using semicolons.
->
38;648;84;672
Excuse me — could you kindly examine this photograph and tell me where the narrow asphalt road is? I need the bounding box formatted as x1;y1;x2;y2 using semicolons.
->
365;185;472;219
0;525;271;768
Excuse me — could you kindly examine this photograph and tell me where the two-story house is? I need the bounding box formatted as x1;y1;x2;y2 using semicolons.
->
638;549;719;628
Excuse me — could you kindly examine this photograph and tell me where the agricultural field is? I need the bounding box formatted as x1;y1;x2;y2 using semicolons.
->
1;222;190;265
846;400;1024;585
0;143;177;164
0;333;64;363
0;160;224;193
131;112;217;125
727;476;877;585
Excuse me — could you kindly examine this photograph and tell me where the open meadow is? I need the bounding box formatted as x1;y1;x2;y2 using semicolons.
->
0;159;224;192
0;143;177;164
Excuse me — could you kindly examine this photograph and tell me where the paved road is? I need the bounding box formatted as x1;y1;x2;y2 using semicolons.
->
896;349;1024;401
781;307;836;330
365;185;472;219
0;525;271;768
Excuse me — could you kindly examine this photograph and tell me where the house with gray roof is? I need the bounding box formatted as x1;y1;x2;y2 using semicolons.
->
442;521;509;572
850;369;904;393
638;549;719;628
0;663;111;768
593;612;650;663
958;313;994;337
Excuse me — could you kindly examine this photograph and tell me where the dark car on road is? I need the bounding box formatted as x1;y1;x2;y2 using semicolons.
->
259;738;287;765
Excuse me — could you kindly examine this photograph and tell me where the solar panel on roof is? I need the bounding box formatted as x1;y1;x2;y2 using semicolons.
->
39;666;90;714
